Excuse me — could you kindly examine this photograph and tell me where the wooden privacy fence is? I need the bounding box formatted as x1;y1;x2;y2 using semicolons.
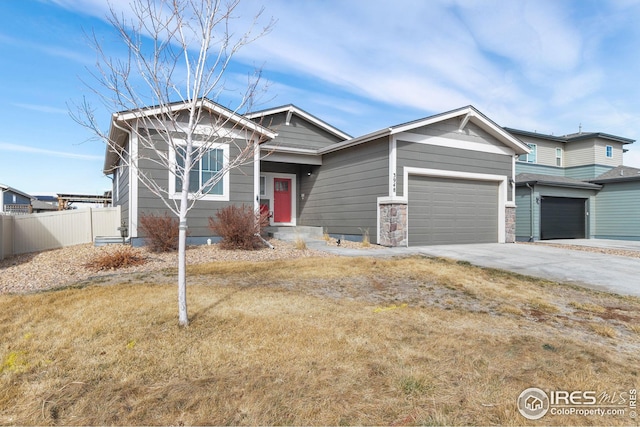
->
0;206;121;260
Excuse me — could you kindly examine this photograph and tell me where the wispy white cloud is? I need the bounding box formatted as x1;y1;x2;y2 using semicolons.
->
45;0;640;169
13;103;69;114
0;142;102;161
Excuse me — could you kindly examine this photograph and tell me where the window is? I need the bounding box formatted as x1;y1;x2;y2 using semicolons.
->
555;148;563;167
259;176;266;196
170;141;229;200
606;145;613;158
518;143;537;163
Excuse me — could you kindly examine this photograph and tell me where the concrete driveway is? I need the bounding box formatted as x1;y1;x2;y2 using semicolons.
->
310;240;640;297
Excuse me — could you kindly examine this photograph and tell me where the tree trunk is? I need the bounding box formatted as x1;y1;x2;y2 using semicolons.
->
177;217;188;326
177;143;192;327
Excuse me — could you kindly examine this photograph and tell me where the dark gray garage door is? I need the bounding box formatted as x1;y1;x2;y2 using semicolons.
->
408;176;499;246
540;196;586;239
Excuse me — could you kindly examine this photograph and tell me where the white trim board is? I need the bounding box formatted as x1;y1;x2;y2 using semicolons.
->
396;132;515;156
261;172;297;226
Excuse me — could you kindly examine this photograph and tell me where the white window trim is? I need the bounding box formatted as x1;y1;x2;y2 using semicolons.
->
259;176;266;196
556;148;563;167
518;143;537;163
168;140;230;201
606;145;613;158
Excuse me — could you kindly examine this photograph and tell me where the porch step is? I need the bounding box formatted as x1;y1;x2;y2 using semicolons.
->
94;236;128;246
264;226;324;242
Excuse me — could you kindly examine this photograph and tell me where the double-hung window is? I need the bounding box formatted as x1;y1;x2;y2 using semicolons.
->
555;148;563;167
518;143;537;163
606;145;613;158
170;141;229;201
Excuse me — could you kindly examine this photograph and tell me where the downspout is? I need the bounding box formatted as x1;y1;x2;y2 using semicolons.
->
525;183;534;242
112;119;132;241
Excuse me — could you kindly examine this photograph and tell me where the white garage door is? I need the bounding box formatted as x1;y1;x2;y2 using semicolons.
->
408;176;499;246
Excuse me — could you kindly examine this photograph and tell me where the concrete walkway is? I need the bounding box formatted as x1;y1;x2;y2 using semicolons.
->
306;240;640;297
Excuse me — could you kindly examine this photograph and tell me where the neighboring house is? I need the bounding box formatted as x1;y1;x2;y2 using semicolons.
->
31;196;59;213
508;128;638;241
104;100;530;246
0;184;33;214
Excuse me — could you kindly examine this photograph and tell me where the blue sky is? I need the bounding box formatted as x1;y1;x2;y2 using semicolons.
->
2;0;640;195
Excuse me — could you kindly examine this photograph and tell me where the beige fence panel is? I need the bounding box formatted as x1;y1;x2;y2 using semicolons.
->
91;207;122;238
0;215;14;260
11;207;120;256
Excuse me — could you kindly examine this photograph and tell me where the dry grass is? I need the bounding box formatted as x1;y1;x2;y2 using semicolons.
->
590;323;618;338
569;301;607;313
1;256;639;425
293;236;307;250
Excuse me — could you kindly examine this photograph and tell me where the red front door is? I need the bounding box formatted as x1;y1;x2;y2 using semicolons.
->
273;178;292;223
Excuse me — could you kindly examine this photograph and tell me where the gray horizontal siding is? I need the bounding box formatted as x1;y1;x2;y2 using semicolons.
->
594;181;640;240
260;112;344;150
299;137;389;241
515;162;564;177
136;138;255;237
564;164;613;180
515;187;533;241
3;192;30;205
396;141;512;200
117;162;130;230
411;118;501;147
518;184;598;241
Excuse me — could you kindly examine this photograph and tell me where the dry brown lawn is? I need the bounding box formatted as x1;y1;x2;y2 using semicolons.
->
0;256;638;426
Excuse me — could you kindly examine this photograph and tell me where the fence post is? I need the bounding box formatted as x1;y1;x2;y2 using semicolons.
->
89;207;94;243
0;216;4;261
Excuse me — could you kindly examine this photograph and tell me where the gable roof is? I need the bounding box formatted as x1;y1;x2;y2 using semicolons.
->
0;183;33;200
245;104;352;140
319;105;530;155
505;127;635;145
515;173;602;190
591;165;640;183
104;98;277;173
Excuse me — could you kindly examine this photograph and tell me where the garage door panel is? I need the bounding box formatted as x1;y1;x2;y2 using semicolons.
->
408;176;499;246
541;197;585;239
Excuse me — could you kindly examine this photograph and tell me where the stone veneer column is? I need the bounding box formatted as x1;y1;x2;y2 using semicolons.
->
378;198;408;247
505;205;516;243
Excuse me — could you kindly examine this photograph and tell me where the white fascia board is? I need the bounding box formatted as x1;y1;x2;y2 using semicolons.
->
467;114;530;154
391;106;530;155
396;132;515;156
318;128;391;154
260;144;318;155
115;99;276;140
140;118;262;140
262;150;322;165
391;108;473;135
246;105;351;140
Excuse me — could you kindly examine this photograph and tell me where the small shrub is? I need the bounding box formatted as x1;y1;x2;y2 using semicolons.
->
209;204;266;250
84;246;146;271
139;213;180;252
359;227;370;247
294;236;307;250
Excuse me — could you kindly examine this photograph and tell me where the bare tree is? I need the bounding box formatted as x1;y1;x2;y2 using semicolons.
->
75;0;274;326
